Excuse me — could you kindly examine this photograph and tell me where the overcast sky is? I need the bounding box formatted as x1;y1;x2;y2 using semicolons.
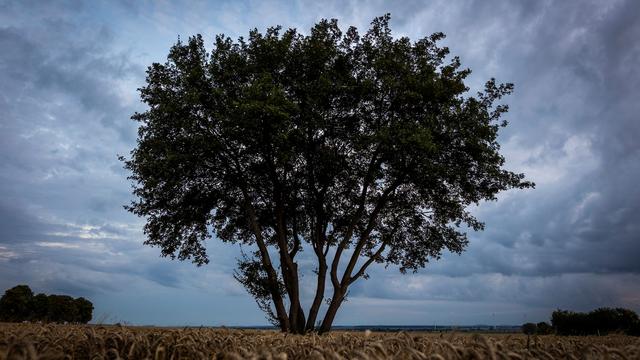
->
1;0;639;326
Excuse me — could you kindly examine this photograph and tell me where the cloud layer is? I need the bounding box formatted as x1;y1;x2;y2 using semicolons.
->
0;0;638;326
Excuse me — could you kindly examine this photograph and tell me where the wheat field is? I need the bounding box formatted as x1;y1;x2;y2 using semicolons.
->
1;323;638;359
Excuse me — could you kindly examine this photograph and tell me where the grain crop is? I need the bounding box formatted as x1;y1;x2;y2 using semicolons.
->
1;323;638;359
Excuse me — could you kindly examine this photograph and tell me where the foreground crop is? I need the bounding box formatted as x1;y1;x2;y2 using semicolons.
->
1;323;638;359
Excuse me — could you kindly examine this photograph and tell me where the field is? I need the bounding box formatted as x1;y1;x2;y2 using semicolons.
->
1;323;638;359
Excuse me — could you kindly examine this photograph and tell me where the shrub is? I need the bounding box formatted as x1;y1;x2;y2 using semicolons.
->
521;322;537;335
628;320;640;336
536;321;554;335
30;293;49;320
74;297;94;323
551;308;640;336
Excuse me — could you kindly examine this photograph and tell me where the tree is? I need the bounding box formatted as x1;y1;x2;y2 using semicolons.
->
31;293;49;321
536;321;554;335
0;285;34;322
74;297;94;324
552;308;640;336
521;322;537;350
521;322;537;335
121;14;533;334
46;295;77;323
0;285;94;323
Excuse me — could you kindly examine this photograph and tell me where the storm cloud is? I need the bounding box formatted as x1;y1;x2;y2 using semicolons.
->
0;0;638;326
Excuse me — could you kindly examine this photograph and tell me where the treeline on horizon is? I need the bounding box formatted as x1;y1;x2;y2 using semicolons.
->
0;285;93;324
524;308;640;336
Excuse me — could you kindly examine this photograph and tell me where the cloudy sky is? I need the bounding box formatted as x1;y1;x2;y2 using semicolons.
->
1;0;639;327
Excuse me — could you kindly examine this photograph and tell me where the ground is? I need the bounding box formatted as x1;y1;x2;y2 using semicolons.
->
1;323;638;359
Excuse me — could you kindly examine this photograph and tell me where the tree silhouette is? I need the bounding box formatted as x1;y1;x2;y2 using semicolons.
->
0;285;93;323
122;14;533;333
74;297;94;324
552;308;640;336
31;293;49;320
0;285;33;322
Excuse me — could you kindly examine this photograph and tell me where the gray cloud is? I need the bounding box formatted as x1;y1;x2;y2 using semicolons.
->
0;0;245;323
350;272;640;309
0;0;638;325
316;0;640;319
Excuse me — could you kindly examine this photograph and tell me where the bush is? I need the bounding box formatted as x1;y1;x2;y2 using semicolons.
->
46;295;78;323
551;308;640;336
521;323;537;335
0;285;93;323
536;321;554;335
74;297;94;323
552;310;589;335
30;293;49;320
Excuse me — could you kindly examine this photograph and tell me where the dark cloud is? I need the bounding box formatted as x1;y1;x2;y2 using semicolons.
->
299;0;640;318
0;0;171;300
0;201;53;244
350;272;639;309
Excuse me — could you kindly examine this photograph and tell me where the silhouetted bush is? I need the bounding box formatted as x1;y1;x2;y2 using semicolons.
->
536;321;554;335
0;285;93;323
552;310;588;335
628;321;640;336
521;322;537;335
521;321;554;335
31;293;49;320
46;295;78;323
552;308;639;336
74;297;93;323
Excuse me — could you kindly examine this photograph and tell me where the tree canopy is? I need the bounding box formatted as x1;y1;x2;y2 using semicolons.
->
122;14;533;333
0;285;94;323
0;285;33;322
552;308;640;336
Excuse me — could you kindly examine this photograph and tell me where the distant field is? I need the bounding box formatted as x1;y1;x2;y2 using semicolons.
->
1;323;638;359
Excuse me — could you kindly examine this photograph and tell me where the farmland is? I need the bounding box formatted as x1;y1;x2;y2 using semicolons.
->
1;323;638;359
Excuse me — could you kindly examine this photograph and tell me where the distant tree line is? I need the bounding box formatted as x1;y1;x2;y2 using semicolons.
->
522;308;640;336
552;308;639;336
521;321;554;335
0;285;93;323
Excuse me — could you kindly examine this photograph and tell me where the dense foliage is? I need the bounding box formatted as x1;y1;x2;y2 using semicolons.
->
521;322;537;335
0;285;93;324
551;308;639;336
122;14;533;333
536;321;554;335
521;322;554;335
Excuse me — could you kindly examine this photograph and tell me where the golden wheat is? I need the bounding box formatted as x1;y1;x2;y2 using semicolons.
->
0;323;638;359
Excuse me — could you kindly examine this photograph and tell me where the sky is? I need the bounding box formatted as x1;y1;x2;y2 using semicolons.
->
1;0;639;327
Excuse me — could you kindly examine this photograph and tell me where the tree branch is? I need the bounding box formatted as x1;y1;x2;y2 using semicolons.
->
349;241;387;285
340;179;402;287
240;188;290;332
289;219;301;259
329;148;381;290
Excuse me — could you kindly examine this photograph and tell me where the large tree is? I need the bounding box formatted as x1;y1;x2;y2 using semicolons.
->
122;15;533;333
0;285;33;322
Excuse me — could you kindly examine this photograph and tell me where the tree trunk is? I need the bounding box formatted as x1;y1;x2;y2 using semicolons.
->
242;197;290;333
306;252;327;331
272;200;306;334
318;289;344;334
295;306;306;334
284;261;306;334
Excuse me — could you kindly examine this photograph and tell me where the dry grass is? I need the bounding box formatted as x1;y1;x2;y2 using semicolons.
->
1;323;638;359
